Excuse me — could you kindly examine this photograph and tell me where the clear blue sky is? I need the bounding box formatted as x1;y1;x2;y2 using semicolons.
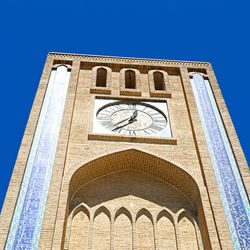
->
0;0;249;211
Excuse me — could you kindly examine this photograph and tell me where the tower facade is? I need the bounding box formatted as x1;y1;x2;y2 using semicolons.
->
0;53;249;249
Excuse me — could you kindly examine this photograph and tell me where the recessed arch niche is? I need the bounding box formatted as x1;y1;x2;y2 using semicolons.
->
63;149;211;249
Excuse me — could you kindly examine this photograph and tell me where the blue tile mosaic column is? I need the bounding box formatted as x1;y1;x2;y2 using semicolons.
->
190;73;250;249
5;65;71;250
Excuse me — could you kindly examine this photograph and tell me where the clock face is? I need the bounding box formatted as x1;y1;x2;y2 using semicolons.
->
96;101;167;136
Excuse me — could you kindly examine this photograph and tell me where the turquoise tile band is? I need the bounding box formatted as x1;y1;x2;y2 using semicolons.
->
5;66;70;250
190;73;250;249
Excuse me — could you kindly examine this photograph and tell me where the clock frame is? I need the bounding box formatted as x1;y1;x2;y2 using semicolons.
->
89;97;176;144
96;101;167;136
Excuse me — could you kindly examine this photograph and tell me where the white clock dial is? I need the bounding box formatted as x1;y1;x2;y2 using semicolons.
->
96;101;167;136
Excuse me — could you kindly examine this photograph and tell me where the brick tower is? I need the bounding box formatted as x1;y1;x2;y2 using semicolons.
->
0;53;249;249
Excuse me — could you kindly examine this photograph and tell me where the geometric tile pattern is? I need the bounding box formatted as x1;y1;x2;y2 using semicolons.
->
191;73;250;250
5;66;70;250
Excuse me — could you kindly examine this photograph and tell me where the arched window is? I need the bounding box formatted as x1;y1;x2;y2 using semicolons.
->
153;72;165;90
96;68;107;87
148;70;171;97
119;68;141;96
90;66;112;94
125;70;136;89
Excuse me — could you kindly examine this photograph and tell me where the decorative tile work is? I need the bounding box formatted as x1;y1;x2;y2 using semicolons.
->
190;74;250;249
5;66;70;250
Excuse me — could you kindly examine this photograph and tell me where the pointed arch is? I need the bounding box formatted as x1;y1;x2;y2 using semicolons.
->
72;204;90;218
156;208;174;224
68;149;199;209
177;208;196;224
114;206;132;222
60;149;212;249
114;207;133;250
177;210;199;250
68;205;90;250
136;208;154;249
136;208;153;223
156;209;176;250
93;205;111;220
92;206;111;250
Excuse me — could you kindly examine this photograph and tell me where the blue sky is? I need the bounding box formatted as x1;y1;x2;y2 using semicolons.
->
0;0;249;211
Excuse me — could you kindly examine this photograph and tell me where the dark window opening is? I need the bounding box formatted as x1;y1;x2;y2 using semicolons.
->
96;68;107;87
125;70;136;89
153;72;165;90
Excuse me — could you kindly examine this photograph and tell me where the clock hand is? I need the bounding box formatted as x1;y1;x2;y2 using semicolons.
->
128;110;138;123
132;110;138;119
111;118;137;131
112;110;138;127
112;117;131;127
111;123;129;131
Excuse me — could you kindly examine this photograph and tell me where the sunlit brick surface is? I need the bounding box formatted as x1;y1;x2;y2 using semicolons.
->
1;53;249;250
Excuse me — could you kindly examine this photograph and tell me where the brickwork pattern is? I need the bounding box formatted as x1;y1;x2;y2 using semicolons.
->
1;53;248;250
66;170;200;250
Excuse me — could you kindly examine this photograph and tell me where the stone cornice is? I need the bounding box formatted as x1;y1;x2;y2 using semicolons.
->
48;52;211;68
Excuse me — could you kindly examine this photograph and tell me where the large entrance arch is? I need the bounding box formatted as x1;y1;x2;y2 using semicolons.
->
55;149;213;249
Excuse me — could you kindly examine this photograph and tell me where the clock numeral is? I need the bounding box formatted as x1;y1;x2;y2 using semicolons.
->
97;115;110;121
97;103;166;137
126;103;131;109
127;103;136;109
100;120;113;129
153;118;166;124
149;124;163;132
119;104;127;109
100;111;111;117
149;112;160;116
131;130;137;136
114;128;122;134
106;107;116;113
127;130;136;136
116;104;123;110
120;129;127;135
109;106;117;112
143;129;151;135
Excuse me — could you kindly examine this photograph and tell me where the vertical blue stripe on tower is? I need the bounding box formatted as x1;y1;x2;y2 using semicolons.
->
6;66;70;250
190;73;250;249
